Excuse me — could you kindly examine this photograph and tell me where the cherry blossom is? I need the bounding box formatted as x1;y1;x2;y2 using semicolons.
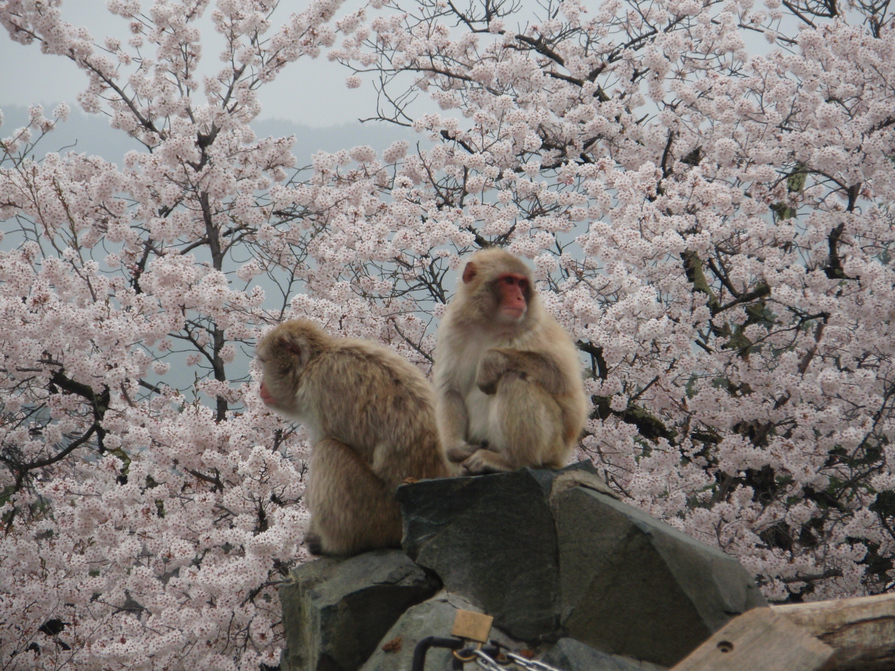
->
2;0;895;667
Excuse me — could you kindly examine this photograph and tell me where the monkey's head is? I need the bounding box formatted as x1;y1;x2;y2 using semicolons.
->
255;319;327;415
458;248;537;328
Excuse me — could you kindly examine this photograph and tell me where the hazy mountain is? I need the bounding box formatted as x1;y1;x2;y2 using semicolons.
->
0;104;414;166
254;117;414;164
1;104;142;161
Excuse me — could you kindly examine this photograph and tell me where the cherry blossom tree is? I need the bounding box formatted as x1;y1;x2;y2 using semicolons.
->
329;0;895;604
1;0;894;667
0;1;351;667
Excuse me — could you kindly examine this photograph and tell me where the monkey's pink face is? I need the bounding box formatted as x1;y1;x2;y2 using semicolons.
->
496;273;529;321
256;351;285;410
259;379;277;407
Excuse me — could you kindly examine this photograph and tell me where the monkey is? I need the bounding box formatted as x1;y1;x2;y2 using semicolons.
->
256;319;449;556
433;248;588;475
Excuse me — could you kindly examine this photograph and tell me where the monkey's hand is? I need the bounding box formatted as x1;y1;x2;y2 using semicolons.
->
304;531;323;556
476;349;514;395
461;449;513;475
445;441;479;463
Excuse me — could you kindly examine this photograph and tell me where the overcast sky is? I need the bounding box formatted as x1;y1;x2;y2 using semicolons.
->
0;0;379;128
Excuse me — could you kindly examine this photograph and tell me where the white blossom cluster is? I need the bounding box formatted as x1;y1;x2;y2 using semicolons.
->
2;0;895;667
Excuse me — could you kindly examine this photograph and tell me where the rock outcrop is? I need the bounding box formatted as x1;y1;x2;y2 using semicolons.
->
279;550;440;671
279;463;767;670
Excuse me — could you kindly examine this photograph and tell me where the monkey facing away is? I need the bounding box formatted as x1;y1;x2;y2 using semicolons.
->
256;319;449;556
433;248;588;475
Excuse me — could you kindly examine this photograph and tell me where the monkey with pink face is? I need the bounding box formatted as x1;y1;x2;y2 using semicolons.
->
434;248;588;475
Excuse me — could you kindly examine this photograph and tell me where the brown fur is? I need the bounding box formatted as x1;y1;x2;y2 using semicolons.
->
433;248;588;474
256;319;449;555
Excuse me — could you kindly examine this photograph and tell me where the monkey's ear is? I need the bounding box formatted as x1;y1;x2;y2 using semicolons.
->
462;261;478;284
278;335;304;360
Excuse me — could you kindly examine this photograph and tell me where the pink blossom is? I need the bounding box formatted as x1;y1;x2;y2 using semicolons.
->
2;0;895;666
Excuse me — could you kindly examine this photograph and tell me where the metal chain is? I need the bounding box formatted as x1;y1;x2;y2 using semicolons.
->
471;649;505;671
505;652;564;671
470;648;562;671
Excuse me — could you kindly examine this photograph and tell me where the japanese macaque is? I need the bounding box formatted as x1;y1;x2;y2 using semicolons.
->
256;319;449;556
433;248;588;475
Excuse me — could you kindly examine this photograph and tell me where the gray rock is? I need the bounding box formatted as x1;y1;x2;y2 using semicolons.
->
279;550;440;671
540;638;668;671
283;463;767;670
398;463;765;666
360;591;527;671
397;464;597;640
553;486;768;667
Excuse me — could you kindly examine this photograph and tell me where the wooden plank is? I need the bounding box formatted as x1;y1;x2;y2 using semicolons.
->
773;593;895;670
671;607;836;671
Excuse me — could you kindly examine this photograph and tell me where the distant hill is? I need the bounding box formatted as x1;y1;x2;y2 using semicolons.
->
254;117;414;164
0;104;414;166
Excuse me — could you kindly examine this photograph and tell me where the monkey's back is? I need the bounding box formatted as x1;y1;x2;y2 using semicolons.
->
517;310;588;448
302;340;447;486
537;316;588;449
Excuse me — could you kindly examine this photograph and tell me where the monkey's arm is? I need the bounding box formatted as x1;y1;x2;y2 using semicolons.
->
477;348;569;396
461;448;516;475
437;388;479;463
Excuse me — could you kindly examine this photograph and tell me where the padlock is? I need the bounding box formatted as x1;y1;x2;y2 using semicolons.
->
451;609;494;644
